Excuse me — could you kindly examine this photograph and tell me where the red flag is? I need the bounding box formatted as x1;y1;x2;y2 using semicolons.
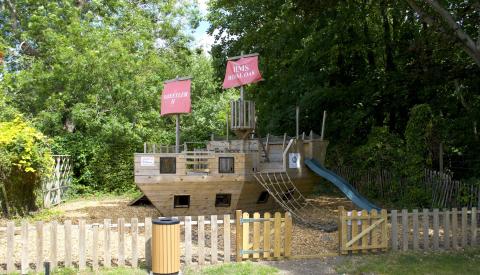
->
222;56;262;89
160;79;191;116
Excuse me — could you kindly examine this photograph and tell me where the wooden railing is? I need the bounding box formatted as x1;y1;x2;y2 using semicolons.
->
230;100;255;130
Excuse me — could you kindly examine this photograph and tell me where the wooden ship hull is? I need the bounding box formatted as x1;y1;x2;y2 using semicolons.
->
134;137;329;216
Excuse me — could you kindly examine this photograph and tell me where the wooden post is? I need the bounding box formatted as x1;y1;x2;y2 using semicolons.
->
198;215;205;264
361;210;369;250
223;215;231;263
433;209;439;250
226;113;229;141
144;217;151;269
79;220;86;270
104;219;111;268
252;213;260;259
402;209;408;251
391;210;398;251
92;225;99;271
444;209;450;249
235;210;243;262
274;212;281;258
64;220;72;268
6;222;14;273
320;110;327;140
452;208;458;249
211;215;218;264
50;221;58;269
412;209;419;251
282;133;287;151
338;207;346;254
242;212;250;259
131;218;138;268
381;209;388;251
352;210;359;253
118;218;125;267
176;114;180;153
461;207;467;247
21;221;29;274
184;216;192;265
422;209;429;250
263;212;271;259
284;212;292;258
36;221;44;272
371;209;378;252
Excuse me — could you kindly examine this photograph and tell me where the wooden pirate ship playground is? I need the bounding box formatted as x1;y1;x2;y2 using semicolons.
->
134;53;378;228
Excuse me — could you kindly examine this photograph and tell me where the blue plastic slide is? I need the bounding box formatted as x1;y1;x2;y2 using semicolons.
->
305;159;380;211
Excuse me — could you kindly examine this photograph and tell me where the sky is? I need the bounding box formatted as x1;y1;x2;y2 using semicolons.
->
191;0;215;53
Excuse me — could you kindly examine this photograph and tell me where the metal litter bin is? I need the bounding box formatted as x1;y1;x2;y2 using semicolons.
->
152;218;180;275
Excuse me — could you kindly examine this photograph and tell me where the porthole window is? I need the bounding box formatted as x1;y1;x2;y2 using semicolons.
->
257;191;269;204
173;195;190;208
215;193;232;207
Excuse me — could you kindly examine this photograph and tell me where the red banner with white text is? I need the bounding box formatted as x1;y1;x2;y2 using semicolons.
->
160;79;191;116
222;56;262;89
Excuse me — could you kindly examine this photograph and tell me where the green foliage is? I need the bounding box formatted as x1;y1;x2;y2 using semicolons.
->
208;0;480;207
1;0;230;194
0;116;53;215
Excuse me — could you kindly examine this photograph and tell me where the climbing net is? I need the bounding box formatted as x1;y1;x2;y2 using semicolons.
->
254;171;337;232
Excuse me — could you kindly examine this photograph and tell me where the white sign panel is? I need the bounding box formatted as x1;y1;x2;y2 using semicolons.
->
140;156;155;167
288;153;300;169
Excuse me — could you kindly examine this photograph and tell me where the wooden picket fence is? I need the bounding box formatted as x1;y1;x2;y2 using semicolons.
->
235;210;292;261
0;216;228;274
338;207;479;254
389;207;478;251
0;211;291;273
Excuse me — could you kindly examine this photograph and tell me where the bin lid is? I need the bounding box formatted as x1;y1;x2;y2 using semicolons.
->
153;218;180;225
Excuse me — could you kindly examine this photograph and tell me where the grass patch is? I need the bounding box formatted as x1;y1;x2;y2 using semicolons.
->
184;262;280;275
336;248;480;275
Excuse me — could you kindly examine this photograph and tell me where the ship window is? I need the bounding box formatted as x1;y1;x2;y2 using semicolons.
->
257;191;269;204
215;194;231;207
281;189;295;202
160;157;176;174
173;195;190;208
218;157;234;173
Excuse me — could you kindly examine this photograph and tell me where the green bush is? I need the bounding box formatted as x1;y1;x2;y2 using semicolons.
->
0;116;53;215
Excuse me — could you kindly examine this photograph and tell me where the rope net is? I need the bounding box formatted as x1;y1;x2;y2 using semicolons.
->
254;171;337;232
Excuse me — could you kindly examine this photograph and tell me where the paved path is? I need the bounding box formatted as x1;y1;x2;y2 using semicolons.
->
259;257;346;275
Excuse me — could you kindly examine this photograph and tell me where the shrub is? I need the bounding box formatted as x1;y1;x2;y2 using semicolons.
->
0;116;53;216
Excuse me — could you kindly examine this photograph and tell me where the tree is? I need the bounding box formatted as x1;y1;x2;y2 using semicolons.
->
405;0;480;67
0;0;230;194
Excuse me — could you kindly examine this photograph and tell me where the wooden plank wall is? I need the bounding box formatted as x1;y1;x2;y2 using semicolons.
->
0;216;236;273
